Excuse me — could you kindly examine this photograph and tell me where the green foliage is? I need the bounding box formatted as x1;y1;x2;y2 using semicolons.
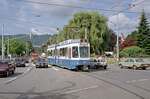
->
25;41;33;55
127;31;138;40
119;46;146;57
107;60;115;64
0;34;54;46
136;10;150;48
51;11;110;55
9;39;26;56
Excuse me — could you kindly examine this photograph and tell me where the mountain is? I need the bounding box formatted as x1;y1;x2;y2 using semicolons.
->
0;34;55;46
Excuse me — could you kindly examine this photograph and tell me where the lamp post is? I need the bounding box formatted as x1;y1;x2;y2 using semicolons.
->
1;24;4;60
109;19;119;63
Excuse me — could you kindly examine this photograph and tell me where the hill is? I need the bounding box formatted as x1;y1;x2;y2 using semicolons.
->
0;34;55;46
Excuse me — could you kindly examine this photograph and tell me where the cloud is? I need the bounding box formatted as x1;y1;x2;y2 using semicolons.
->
108;13;139;34
31;28;56;35
130;0;150;15
24;0;87;17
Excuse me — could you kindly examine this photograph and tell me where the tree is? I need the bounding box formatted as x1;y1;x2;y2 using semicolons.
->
127;30;138;40
107;29;117;51
119;38;136;51
136;10;150;48
25;41;33;55
9;39;26;56
52;11;110;55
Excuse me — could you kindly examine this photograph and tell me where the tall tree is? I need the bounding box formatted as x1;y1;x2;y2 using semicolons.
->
9;39;26;56
52;11;110;55
136;10;150;48
25;41;33;55
107;29;117;51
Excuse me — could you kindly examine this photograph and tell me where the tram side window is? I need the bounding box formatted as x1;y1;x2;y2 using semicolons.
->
48;50;52;56
60;48;63;56
72;46;78;58
64;48;68;57
60;48;67;57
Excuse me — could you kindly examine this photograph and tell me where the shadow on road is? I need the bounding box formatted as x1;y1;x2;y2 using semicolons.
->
0;72;23;78
0;82;78;99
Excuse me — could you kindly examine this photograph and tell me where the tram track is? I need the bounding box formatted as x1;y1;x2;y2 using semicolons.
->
83;72;146;99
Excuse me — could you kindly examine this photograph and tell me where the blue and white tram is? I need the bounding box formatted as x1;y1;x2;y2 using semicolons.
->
47;39;90;71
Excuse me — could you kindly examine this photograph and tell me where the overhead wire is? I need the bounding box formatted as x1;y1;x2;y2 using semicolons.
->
15;0;146;14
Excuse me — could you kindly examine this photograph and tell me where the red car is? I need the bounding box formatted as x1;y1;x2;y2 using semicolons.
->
0;61;16;77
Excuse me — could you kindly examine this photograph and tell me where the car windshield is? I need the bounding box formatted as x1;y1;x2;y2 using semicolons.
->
0;61;8;65
80;46;89;58
135;59;144;62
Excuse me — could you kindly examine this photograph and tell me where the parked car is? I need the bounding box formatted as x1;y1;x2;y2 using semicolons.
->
119;58;150;70
35;58;48;68
0;61;16;77
15;58;26;67
90;58;107;69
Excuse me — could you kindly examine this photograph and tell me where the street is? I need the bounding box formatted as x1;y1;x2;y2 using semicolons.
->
0;64;150;99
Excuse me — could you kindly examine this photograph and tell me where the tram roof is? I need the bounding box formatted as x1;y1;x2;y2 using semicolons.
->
48;39;89;49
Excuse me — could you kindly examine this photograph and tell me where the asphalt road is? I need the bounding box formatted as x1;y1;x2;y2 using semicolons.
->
0;64;150;99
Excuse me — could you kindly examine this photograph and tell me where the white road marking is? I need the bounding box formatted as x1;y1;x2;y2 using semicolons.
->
52;67;59;71
137;79;149;82
5;77;17;84
4;67;33;84
24;67;32;74
126;79;149;83
64;85;99;94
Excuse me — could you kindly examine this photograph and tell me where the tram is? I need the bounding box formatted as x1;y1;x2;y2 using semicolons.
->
47;39;90;71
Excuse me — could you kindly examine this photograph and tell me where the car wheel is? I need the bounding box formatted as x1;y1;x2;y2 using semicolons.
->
133;66;137;70
104;66;107;69
119;64;123;69
142;67;146;70
12;70;14;74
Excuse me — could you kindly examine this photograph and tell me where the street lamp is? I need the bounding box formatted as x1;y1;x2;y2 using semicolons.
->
109;20;119;63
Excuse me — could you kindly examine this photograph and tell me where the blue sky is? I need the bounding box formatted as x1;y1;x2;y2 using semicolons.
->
0;0;150;36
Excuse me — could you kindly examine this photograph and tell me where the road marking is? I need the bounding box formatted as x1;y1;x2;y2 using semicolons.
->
126;79;149;83
137;79;149;82
64;85;99;94
52;67;59;71
5;67;33;84
24;67;32;74
5;77;17;84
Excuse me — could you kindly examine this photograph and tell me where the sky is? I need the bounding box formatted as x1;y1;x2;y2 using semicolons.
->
0;0;150;36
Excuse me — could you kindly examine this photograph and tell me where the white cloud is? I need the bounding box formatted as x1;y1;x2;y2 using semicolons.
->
26;0;86;17
108;13;139;31
130;0;150;15
31;28;56;35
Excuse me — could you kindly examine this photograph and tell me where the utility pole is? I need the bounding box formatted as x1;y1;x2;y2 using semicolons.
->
85;28;87;39
7;36;9;57
116;14;119;62
2;24;4;60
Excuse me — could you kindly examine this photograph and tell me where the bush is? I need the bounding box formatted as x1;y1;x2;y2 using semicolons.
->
119;46;146;57
107;60;115;64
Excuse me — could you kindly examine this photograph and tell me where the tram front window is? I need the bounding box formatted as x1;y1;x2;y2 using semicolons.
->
72;47;78;58
80;46;89;58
